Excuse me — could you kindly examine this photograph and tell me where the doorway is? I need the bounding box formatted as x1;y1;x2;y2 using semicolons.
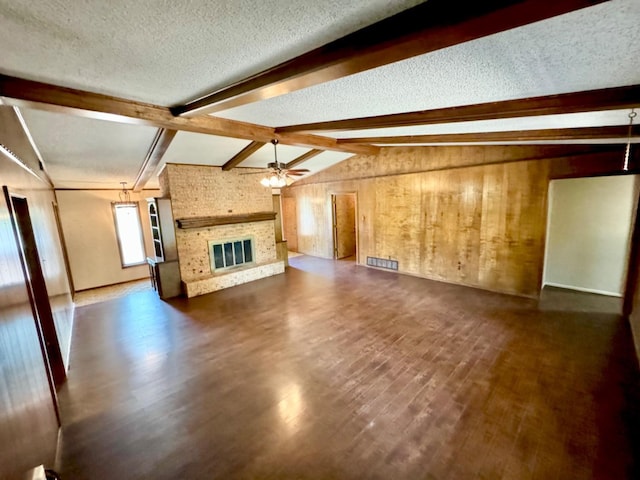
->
4;188;66;396
331;193;357;261
282;196;298;253
541;175;637;312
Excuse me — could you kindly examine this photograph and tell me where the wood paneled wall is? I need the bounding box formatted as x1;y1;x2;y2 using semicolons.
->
282;145;626;297
0;107;73;479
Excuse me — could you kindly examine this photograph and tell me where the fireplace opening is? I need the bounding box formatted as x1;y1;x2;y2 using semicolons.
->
208;237;254;272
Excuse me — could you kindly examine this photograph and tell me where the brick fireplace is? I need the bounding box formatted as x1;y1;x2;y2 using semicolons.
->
159;163;285;297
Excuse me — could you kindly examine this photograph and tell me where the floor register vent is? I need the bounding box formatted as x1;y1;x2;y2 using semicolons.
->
367;256;399;271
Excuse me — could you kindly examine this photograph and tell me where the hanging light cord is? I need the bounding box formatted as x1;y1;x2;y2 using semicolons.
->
624;109;637;172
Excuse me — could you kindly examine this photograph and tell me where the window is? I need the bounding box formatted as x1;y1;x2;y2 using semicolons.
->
209;237;254;272
112;203;146;267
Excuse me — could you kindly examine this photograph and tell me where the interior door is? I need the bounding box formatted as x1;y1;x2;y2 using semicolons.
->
333;194;356;259
282;197;298;252
6;191;66;391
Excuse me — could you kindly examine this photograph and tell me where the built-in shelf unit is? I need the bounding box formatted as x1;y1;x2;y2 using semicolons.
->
146;197;181;298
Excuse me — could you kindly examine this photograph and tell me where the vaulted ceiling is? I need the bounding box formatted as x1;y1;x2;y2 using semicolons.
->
0;0;639;189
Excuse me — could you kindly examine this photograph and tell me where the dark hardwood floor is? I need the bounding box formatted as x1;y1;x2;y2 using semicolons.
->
55;256;640;479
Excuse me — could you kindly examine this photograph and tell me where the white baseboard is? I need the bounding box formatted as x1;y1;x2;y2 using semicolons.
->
543;282;622;298
65;302;75;372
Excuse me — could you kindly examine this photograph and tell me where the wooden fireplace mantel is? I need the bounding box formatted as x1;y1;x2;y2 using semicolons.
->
175;211;276;229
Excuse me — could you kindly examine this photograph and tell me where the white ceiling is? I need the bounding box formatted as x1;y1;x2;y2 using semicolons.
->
2;0;639;189
217;0;640;127
159;132;250;166
297;151;354;174
149;134;326;187
0;0;421;106
20;109;158;188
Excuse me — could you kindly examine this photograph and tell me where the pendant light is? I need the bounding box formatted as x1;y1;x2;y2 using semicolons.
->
117;181;132;203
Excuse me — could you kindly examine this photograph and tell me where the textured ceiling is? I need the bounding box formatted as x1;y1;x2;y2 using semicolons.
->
148;134;328;187
293;151;354;177
238;143;311;168
217;0;640;127
154;132;313;171
148;140;345;187
160;132;250;167
20;109;157;188
3;1;639;189
0;0;421;106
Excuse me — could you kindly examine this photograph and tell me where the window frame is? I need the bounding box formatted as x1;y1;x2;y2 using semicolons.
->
111;202;147;268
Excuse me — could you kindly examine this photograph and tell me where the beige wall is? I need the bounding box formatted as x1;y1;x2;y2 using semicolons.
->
624;177;640;362
160;164;284;297
0;104;73;477
544;175;636;296
56;189;160;291
283;146;554;297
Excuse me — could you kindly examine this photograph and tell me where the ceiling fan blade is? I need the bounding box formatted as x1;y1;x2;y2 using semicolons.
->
286;172;307;176
286;169;310;173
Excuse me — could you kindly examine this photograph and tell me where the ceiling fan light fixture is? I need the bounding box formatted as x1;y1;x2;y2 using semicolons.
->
260;171;287;188
258;139;309;187
259;139;290;188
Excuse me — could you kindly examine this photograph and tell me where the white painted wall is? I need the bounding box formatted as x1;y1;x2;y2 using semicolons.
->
56;189;160;291
543;175;637;297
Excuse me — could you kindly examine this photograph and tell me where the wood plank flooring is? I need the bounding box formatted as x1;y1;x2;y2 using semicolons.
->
73;278;152;307
55;256;640;479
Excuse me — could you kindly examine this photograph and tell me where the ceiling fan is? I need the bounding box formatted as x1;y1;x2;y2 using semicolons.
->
242;139;310;187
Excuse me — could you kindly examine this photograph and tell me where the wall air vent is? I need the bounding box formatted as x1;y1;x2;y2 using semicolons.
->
366;256;398;271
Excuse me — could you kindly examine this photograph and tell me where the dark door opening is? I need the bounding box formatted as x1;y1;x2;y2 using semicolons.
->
4;188;66;405
332;193;357;261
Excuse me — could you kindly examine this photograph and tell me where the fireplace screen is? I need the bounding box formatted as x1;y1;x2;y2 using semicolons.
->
208;237;254;272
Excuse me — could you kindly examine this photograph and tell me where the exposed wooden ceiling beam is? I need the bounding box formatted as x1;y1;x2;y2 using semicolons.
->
273;131;372;155
337;125;640;144
221;141;266;171
285;149;323;169
290;144;628;186
173;0;606;117
278;84;640;133
133;128;177;191
0;74;378;156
